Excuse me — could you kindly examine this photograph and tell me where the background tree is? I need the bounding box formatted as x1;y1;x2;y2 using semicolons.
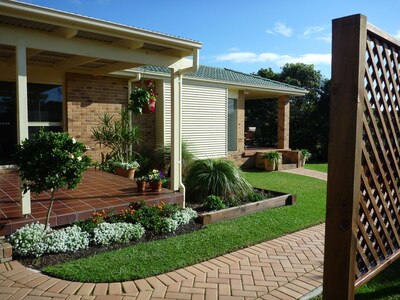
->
248;63;330;161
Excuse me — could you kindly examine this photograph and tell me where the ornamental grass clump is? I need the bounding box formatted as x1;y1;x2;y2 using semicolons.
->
14;130;91;230
185;158;253;203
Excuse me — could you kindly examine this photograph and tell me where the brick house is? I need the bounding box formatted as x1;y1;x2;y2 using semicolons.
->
0;2;306;213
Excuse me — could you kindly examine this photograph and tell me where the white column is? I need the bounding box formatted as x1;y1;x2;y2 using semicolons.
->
170;68;183;195
16;45;31;215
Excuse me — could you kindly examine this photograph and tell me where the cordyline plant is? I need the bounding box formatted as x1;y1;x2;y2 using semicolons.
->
14;130;91;230
92;109;141;164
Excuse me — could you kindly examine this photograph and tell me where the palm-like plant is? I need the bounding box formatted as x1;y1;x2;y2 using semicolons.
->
185;158;253;203
92;109;141;163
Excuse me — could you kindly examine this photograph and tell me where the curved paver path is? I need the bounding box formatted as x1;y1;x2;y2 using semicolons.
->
0;168;327;300
281;168;327;181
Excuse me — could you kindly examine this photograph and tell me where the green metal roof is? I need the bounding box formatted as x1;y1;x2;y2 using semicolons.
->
132;65;306;93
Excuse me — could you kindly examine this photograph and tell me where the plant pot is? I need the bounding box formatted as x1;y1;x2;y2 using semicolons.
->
264;160;276;172
150;181;162;192
143;101;156;113
115;167;136;180
136;181;147;192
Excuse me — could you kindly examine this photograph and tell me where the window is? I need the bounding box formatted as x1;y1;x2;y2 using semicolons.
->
227;98;237;152
0;82;63;164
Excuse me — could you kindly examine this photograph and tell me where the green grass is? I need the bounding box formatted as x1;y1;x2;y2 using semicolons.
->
43;171;327;283
304;162;328;173
355;259;400;300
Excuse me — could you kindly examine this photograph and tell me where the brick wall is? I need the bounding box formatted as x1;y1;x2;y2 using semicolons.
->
65;73;157;162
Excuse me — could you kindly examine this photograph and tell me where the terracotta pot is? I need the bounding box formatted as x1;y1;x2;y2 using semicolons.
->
150;181;162;192
264;160;276;172
136;181;147;192
115;167;136;180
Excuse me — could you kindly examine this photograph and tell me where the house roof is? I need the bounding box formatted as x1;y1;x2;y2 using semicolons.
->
132;65;307;97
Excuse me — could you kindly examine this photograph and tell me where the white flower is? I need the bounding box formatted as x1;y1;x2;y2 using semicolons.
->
68;153;74;159
77;156;82;161
72;138;76;144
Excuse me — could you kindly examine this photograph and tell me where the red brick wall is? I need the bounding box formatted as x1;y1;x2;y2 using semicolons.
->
66;73;156;162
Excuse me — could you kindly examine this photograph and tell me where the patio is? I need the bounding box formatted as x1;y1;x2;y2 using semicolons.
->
0;170;183;236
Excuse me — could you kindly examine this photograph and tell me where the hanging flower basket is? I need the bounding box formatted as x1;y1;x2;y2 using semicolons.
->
129;80;158;114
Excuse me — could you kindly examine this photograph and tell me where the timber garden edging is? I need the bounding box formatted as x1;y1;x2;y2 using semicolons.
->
198;189;296;225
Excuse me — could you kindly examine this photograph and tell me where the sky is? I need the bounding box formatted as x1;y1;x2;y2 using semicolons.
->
19;0;400;79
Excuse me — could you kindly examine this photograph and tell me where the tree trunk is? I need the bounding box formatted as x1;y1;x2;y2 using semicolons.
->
45;188;56;231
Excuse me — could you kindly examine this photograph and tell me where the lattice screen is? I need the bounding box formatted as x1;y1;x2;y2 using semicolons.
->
356;28;400;283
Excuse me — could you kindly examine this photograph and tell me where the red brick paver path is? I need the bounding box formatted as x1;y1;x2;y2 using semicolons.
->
0;167;327;299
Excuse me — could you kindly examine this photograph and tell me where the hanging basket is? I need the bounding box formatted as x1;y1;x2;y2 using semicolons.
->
142;101;156;113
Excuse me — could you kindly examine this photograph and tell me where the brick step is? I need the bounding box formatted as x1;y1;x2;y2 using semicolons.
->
279;163;298;170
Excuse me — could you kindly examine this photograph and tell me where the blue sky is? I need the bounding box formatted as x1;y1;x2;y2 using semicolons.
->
20;0;400;79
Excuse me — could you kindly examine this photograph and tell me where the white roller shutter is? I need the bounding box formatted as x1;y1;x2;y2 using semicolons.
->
163;82;227;159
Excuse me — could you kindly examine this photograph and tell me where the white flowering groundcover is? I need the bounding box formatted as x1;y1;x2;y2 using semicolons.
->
8;206;197;258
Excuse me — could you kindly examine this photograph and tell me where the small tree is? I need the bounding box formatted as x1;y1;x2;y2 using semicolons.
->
14;130;91;230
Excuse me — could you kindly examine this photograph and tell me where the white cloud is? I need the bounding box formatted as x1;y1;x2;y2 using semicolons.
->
303;26;325;37
316;34;332;44
266;22;293;37
229;47;241;52
216;51;331;67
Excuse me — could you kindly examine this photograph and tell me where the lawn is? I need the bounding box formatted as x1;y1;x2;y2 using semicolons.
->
304;162;328;173
43;171;327;283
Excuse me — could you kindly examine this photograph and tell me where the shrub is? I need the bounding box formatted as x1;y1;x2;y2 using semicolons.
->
8;222;49;257
172;208;198;226
203;195;226;211
245;191;265;203
92;222;145;246
14;130;91;229
155;218;179;234
185;158;253;203
300;149;312;162
131;205;161;232
154;141;195;176
46;225;90;254
158;203;180;218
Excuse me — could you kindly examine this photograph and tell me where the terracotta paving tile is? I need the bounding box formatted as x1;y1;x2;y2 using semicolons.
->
217;283;230;296
96;296;122;300
191;294;205;300
269;289;296;300
166;282;180;293
150;285;166;298
24;296;52;300
135;290;152;300
156;274;176;286
35;277;60;291
7;288;33;300
165;271;186;283
61;282;83;295
204;288;218;300
134;279;152;292
108;282;122;295
121;281;138;295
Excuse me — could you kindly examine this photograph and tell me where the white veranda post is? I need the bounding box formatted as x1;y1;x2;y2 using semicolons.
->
170;68;184;204
16;45;31;215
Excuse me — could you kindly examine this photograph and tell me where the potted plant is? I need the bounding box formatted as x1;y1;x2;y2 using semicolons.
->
113;161;139;180
299;149;312;167
148;169;166;192
135;176;148;192
92;109;141;173
262;151;281;171
129;79;158;114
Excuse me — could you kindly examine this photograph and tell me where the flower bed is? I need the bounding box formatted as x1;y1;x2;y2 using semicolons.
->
195;188;295;225
8;201;198;265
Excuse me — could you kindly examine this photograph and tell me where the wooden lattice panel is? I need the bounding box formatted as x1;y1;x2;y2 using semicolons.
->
356;28;400;282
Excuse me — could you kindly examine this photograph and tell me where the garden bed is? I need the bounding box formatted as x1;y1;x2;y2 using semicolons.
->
196;189;295;225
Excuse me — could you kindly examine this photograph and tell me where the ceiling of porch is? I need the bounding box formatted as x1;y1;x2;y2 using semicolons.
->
0;2;201;76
